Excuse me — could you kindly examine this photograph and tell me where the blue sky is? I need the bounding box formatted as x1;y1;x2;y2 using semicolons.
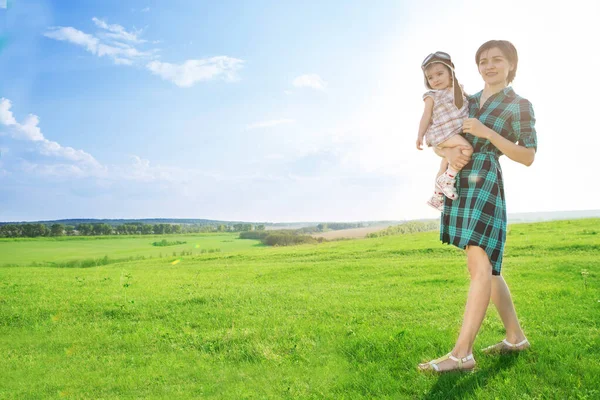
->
1;0;599;222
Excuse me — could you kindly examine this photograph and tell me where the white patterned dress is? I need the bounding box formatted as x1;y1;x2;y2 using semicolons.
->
423;87;468;147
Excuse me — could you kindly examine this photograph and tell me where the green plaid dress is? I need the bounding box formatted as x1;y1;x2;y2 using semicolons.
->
441;87;537;275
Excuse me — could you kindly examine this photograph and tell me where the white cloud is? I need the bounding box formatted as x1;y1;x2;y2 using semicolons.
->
2;99;272;186
146;56;245;87
126;155;155;182
141;7;150;12
0;98;103;173
0;98;18;125
18;114;45;142
39;139;101;168
44;17;157;67
44;19;244;88
92;17;146;44
246;118;295;130
1;99;44;141
18;161;93;179
0;0;7;9
43;27;99;54
113;57;134;66
117;155;226;184
96;42;152;59
292;74;327;91
43;26;153;66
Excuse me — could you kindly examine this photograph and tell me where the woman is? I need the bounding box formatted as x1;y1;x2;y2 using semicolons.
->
418;40;537;373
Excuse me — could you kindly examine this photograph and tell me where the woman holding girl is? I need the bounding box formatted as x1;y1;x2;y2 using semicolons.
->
418;40;538;373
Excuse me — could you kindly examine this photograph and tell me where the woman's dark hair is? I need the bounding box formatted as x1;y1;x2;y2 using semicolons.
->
475;40;518;84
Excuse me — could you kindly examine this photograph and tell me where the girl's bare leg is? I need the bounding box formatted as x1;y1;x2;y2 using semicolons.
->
430;159;447;193
437;158;448;179
433;136;472;200
437;135;474;166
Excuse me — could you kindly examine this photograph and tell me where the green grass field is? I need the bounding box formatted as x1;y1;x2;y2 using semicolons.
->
0;233;263;266
1;219;599;399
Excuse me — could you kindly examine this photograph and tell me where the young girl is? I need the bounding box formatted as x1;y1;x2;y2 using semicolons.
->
416;51;473;211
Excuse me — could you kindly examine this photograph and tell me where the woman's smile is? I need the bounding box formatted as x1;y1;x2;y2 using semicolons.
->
478;47;513;86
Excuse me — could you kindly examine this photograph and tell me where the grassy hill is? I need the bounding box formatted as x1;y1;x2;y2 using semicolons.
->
1;219;598;398
0;233;263;266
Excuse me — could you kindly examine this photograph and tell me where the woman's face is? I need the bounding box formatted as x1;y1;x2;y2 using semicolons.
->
477;47;514;86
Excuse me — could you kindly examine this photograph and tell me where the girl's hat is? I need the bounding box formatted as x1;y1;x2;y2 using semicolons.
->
421;51;464;109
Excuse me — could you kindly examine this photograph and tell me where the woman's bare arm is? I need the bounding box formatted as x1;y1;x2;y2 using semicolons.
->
462;118;535;166
487;130;535;166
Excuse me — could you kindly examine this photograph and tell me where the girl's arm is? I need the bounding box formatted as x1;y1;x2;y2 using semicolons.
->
416;97;434;150
462;119;536;166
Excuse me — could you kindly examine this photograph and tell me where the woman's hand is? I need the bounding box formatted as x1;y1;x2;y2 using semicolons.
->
463;118;493;139
444;146;472;170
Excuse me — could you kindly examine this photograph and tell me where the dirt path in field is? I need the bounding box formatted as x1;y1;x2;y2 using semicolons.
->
311;226;390;240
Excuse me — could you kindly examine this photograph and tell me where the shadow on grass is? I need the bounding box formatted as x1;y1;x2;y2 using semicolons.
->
423;353;521;400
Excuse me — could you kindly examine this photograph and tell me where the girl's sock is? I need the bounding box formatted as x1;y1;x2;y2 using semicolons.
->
445;167;458;179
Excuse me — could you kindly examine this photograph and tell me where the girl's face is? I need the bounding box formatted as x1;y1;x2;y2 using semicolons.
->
478;47;514;86
425;63;452;90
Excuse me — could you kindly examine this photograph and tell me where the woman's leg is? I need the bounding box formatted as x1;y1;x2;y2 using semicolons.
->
452;246;492;357
489;276;528;345
419;245;491;371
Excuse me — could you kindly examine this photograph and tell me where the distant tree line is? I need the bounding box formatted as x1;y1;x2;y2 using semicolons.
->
0;222;266;238
366;221;439;237
239;230;324;246
295;222;380;234
317;222;365;231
